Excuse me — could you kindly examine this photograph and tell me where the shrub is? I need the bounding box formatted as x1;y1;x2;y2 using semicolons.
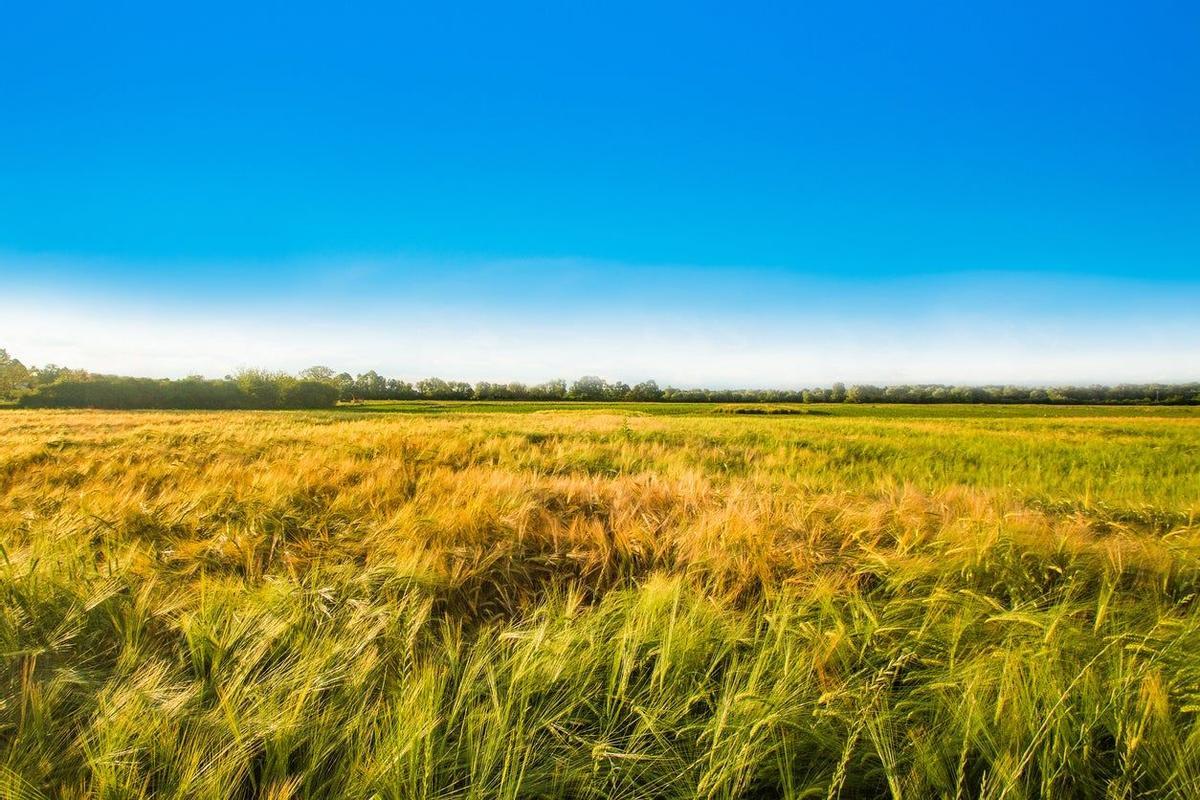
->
18;375;338;410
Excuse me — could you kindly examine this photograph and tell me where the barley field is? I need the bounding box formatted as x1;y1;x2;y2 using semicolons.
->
2;405;1199;799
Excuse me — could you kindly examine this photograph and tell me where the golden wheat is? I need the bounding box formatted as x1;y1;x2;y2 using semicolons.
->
1;407;1198;798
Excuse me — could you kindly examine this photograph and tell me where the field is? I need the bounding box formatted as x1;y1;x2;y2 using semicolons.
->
2;404;1199;799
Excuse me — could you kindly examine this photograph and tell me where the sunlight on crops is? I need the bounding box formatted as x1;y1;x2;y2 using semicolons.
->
2;408;1199;798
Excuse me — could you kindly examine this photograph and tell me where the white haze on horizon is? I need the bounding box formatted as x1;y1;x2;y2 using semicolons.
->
3;293;1197;388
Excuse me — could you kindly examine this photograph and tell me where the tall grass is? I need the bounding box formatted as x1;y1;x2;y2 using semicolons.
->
1;409;1198;798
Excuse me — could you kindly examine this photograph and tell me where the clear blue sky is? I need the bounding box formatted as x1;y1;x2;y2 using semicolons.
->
2;1;1197;385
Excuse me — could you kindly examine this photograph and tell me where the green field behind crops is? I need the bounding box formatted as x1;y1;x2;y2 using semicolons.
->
2;405;1199;798
329;400;1200;418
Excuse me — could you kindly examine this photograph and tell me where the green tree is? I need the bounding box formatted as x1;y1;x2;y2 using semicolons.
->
0;348;30;400
233;369;286;408
535;379;567;400
281;380;340;408
569;376;608;400
334;372;355;400
354;371;388;399
417;377;450;398
299;365;337;383
845;384;883;403
629;380;663;401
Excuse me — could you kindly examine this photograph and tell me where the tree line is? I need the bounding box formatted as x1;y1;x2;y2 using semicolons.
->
318;371;1200;404
2;349;1197;408
1;351;338;409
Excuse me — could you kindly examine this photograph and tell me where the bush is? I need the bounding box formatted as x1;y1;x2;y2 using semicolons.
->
18;375;338;410
282;380;340;409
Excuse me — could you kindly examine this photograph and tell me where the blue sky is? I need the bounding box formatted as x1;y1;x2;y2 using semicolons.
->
2;1;1197;384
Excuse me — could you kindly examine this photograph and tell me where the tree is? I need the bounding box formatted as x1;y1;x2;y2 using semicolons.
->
629;380;663;401
299;365;337;383
534;379;567;400
0;348;30;400
233;369;286;408
417;377;447;398
569;376;608;400
282;380;340;408
354;371;388;400
845;384;882;403
29;363;87;386
606;381;631;401
334;373;355;400
385;378;417;399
